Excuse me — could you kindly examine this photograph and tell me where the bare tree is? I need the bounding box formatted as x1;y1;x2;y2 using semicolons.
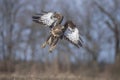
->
94;1;120;60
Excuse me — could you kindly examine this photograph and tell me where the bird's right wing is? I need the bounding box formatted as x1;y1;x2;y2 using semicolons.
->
32;11;57;28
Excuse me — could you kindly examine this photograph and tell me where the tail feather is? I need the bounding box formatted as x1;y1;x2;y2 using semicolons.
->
79;36;83;43
32;15;42;24
32;19;40;23
78;40;82;47
32;16;40;19
79;36;83;47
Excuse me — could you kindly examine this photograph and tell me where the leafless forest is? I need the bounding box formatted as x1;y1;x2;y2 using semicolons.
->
0;0;120;80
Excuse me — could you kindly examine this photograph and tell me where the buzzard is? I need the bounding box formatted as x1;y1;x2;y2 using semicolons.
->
32;11;83;52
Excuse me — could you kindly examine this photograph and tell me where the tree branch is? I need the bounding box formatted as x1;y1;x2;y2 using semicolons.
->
94;1;115;31
94;1;120;57
105;21;115;32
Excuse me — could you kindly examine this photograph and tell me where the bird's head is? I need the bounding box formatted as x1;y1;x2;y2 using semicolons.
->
64;21;76;29
53;12;63;24
66;21;76;29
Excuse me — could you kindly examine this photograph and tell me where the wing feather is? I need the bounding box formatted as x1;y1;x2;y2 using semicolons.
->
64;27;83;48
32;12;57;28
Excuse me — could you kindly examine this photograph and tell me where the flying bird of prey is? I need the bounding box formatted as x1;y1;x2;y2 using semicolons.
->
32;11;83;52
32;11;63;28
42;24;66;52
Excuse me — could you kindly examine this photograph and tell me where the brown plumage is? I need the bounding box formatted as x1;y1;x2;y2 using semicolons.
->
32;11;83;52
41;24;65;52
41;20;83;52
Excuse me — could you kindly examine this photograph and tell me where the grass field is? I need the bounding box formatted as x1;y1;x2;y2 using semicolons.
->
0;73;116;80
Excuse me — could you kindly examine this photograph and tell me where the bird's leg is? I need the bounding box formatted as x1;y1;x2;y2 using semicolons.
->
48;36;52;45
49;35;55;46
49;45;56;53
49;37;59;53
41;34;51;48
41;42;47;48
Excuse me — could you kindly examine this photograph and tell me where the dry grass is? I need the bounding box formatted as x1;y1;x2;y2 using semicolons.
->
0;73;115;80
0;61;120;80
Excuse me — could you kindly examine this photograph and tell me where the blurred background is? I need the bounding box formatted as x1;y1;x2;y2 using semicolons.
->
0;0;120;80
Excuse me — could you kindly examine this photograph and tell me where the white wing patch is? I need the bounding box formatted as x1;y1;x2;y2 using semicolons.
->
64;27;82;47
32;12;57;27
40;12;56;26
65;27;79;44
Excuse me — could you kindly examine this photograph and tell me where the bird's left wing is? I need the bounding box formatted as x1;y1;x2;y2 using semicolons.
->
64;25;83;48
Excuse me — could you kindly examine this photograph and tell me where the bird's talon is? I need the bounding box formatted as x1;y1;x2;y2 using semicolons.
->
41;43;46;48
49;48;53;53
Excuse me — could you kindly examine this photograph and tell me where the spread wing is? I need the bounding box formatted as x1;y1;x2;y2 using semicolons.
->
32;12;57;28
64;26;83;48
